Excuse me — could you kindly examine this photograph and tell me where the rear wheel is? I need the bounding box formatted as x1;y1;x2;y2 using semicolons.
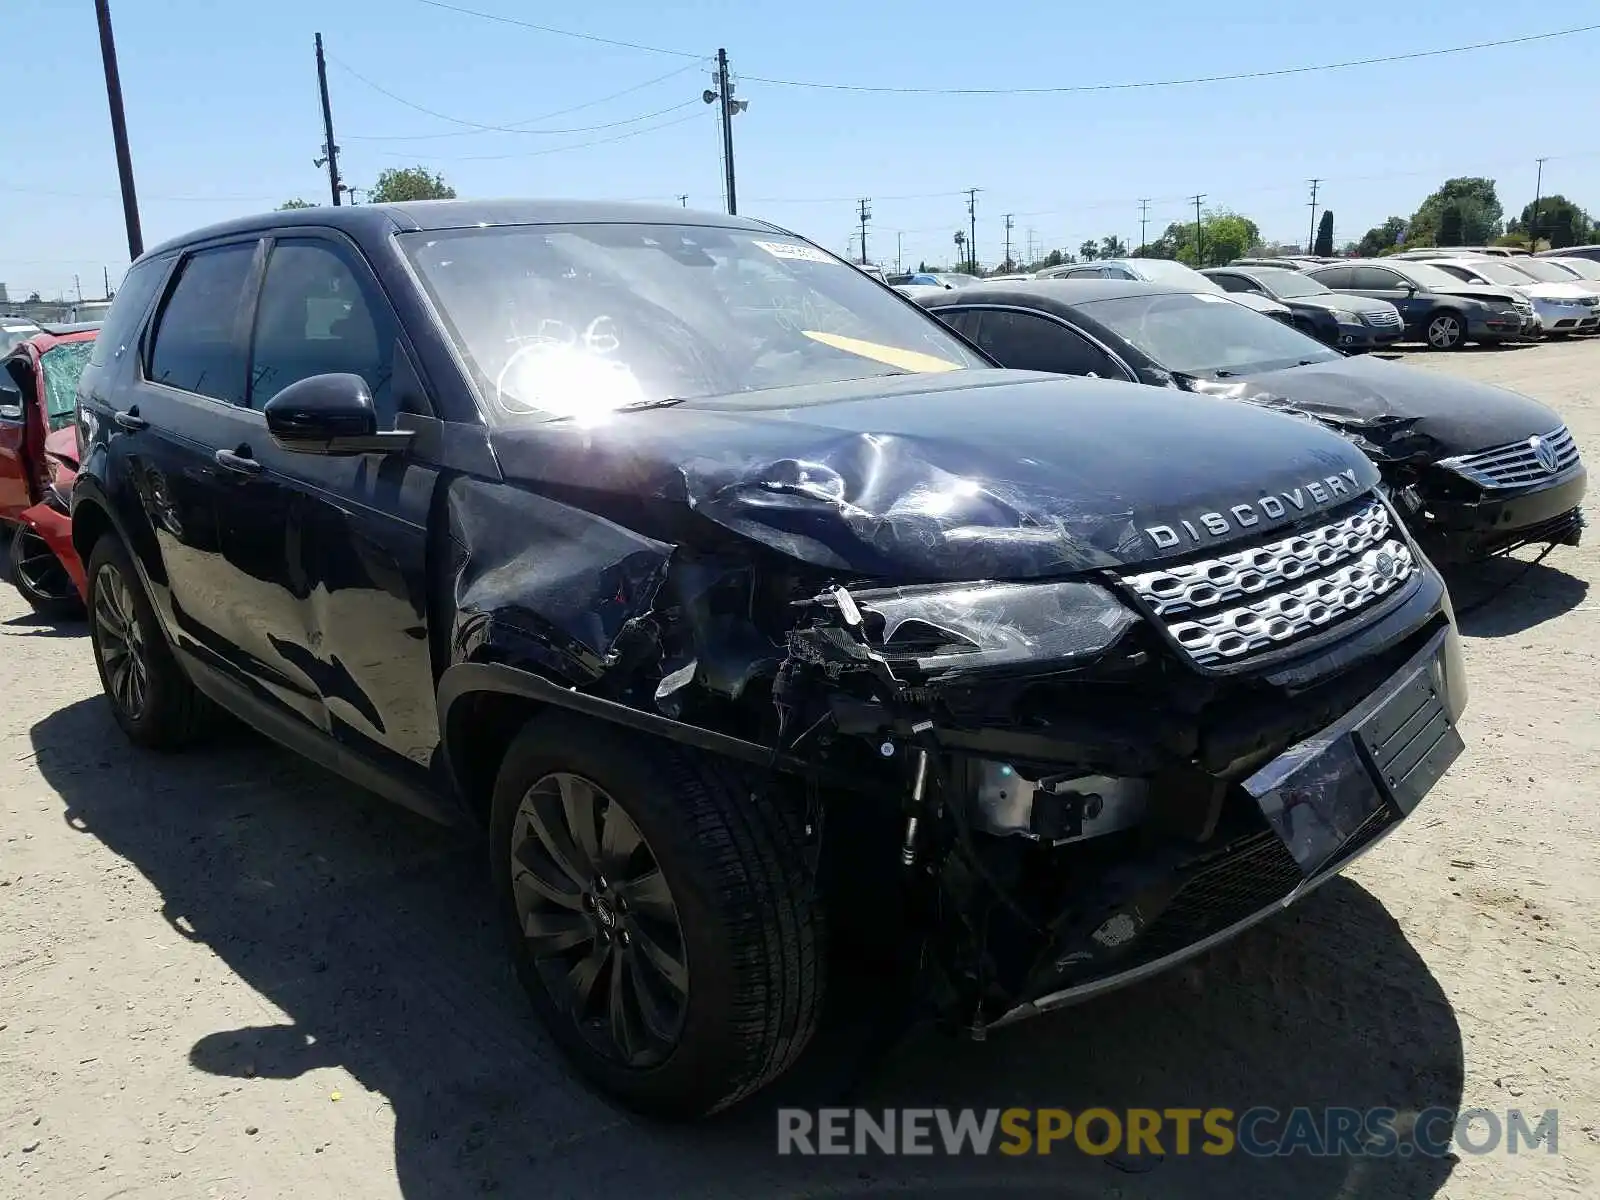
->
9;528;82;619
489;711;824;1117
1425;310;1465;350
86;535;214;749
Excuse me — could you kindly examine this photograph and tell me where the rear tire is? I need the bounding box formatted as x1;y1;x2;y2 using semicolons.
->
489;711;825;1118
8;527;82;620
1425;309;1466;350
85;534;214;749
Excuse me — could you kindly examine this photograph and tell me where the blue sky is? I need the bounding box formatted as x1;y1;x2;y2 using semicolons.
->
5;0;1599;300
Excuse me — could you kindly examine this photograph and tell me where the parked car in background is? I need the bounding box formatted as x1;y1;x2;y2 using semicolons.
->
855;263;888;284
1416;256;1600;336
1541;256;1600;284
1036;257;1294;324
2;319;41;356
0;322;98;615
1392;246;1528;259
1536;244;1600;264
1202;265;1404;350
1305;259;1533;348
73;200;1470;1118
906;271;977;289
1229;256;1334;271
892;283;948;301
916;279;1585;562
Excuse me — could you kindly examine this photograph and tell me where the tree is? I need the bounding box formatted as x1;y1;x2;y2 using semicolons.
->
1507;194;1593;250
1407;177;1503;247
277;198;315;210
1356;216;1407;257
1078;240;1100;261
1040;249;1065;269
1100;235;1128;259
1168;210;1259;266
369;166;457;204
1314;210;1334;256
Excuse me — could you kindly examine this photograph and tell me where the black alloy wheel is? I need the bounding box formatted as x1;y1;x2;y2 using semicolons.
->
8;528;82;618
92;557;150;722
1426;310;1465;350
510;770;689;1068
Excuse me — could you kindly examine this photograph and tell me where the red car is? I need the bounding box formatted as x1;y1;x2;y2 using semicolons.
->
0;323;96;617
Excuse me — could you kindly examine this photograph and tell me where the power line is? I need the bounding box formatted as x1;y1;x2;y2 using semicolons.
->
370;108;706;162
411;0;701;58
330;55;701;137
744;24;1600;94
342;63;703;141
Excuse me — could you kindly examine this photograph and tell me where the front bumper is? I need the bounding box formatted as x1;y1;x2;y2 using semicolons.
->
1531;297;1598;333
1467;311;1532;341
1418;464;1587;561
994;622;1466;1027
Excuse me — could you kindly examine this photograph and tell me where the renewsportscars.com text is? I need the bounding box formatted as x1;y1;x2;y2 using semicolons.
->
776;1107;1560;1158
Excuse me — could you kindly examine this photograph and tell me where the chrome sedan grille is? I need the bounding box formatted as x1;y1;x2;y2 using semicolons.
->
1363;308;1402;329
1122;496;1415;667
1438;425;1581;489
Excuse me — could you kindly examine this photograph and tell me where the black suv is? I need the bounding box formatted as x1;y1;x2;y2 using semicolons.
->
72;201;1468;1117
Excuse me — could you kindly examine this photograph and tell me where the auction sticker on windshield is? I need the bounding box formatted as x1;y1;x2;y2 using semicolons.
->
755;240;837;264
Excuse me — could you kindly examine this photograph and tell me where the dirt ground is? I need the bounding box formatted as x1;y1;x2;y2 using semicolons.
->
2;340;1598;1200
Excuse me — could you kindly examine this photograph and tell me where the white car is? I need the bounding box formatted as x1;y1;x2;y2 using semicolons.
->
1419;255;1600;336
1036;257;1296;325
1542;256;1600;285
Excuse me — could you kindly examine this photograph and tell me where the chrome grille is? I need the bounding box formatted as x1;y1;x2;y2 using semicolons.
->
1438;425;1581;489
1363;308;1402;329
1123;496;1415;667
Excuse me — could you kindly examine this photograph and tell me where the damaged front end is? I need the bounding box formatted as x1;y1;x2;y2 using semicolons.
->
769;565;1466;1036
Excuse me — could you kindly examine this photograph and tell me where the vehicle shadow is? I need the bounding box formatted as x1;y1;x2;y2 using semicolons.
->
1445;555;1589;637
32;697;1464;1200
0;612;84;636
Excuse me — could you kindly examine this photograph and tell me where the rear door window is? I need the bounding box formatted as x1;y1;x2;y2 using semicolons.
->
147;243;258;405
970;310;1126;377
1349;266;1404;290
1310;265;1353;289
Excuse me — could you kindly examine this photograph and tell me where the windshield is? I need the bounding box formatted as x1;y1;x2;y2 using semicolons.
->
40;340;94;429
1080;291;1339;377
1505;257;1582;284
1255;270;1330;298
1549;258;1600;281
399;223;984;421
1398;262;1471;290
1453;259;1534;285
1123;259;1224;293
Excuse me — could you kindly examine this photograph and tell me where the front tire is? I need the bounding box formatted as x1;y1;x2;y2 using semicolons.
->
489;712;825;1118
85;534;214;749
9;527;82;619
1425;310;1466;350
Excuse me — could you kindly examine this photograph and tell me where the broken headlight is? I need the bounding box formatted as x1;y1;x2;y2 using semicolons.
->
822;579;1138;680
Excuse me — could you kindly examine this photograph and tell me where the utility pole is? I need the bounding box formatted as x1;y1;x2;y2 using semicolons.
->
1192;194;1206;265
74;275;83;303
1531;157;1548;250
706;49;746;215
94;0;143;260
896;232;904;274
677;194;688;207
857;198;872;265
314;33;342;206
1003;213;1014;269
103;266;111;299
1306;178;1321;254
1026;227;1038;265
964;188;980;274
1138;198;1151;252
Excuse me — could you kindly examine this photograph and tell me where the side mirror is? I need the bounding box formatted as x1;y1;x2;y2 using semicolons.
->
0;379;23;421
262;373;412;456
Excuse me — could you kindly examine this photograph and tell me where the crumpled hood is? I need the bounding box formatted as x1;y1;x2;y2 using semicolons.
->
1295;294;1395;320
487;369;1377;579
1189;353;1564;462
1426;282;1521;306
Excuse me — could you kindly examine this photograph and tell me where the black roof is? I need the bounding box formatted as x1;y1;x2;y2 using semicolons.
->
918;278;1194;308
144;199;787;261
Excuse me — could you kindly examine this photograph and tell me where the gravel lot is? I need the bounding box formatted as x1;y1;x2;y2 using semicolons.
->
2;340;1597;1199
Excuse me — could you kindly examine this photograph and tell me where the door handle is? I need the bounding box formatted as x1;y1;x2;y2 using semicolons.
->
214;447;263;475
113;407;148;431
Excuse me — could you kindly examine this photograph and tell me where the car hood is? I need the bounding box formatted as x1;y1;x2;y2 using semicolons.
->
1521;281;1598;301
486;369;1378;579
1286;294;1392;319
1228;292;1292;316
1188;353;1563;461
1426;282;1521;306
